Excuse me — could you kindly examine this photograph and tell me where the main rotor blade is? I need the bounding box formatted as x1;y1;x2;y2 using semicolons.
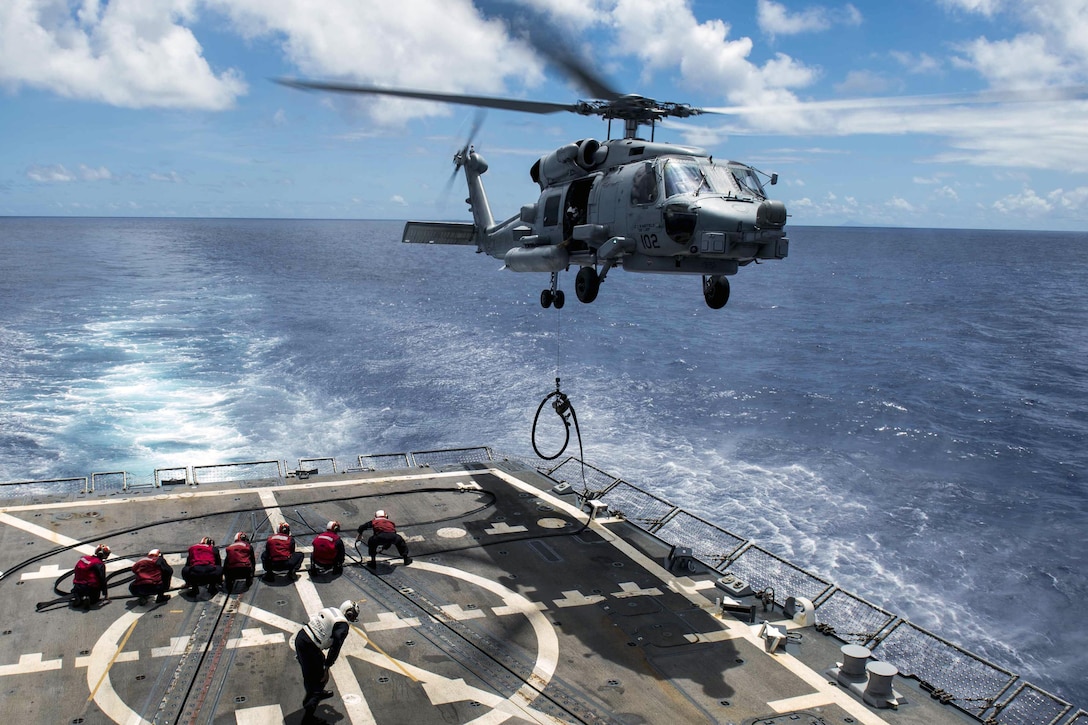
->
476;0;621;101
702;85;1088;116
276;78;579;116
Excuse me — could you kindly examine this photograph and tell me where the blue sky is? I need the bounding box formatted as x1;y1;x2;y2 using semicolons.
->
2;0;1087;230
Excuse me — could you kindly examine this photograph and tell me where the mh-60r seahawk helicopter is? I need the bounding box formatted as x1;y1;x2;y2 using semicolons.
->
281;74;787;310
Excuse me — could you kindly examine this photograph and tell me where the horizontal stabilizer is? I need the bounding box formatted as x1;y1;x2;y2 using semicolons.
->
403;221;477;246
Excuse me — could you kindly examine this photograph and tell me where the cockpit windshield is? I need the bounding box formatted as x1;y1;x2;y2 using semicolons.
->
661;157;766;200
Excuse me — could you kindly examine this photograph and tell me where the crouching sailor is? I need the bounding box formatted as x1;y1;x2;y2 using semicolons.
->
72;544;111;609
294;600;359;718
129;548;173;604
311;520;346;575
356;510;412;568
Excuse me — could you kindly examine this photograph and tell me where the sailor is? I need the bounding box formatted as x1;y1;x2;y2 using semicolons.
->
182;536;223;596
311;521;346;575
262;522;304;581
223;532;256;591
294;600;359;719
71;544;110;609
129;549;173;604
356;510;412;568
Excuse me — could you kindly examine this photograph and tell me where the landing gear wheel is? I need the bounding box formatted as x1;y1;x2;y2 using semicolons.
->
553;290;565;309
575;267;600;304
703;275;730;309
540;289;553;308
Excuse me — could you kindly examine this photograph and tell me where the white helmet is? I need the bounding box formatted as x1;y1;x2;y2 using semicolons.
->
340;600;359;622
374;510;386;518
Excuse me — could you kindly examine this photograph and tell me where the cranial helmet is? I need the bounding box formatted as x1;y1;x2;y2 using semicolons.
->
340;600;360;623
327;520;340;533
374;510;386;518
201;536;215;547
148;549;161;558
94;544;111;559
278;522;291;534
234;532;249;542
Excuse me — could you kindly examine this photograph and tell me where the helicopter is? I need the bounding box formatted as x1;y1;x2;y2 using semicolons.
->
279;74;787;310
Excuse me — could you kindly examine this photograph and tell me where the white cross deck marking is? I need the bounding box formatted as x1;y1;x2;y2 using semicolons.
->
74;651;139;668
362;612;422;631
438;604;487;621
552;590;606;608
612;582;662;598
0;652;63;676
484;522;528;535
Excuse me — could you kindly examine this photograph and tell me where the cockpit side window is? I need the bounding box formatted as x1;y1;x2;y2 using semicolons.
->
730;165;765;197
663;159;707;198
630;162;657;205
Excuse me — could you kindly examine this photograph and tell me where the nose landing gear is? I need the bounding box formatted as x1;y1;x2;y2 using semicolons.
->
703;275;730;309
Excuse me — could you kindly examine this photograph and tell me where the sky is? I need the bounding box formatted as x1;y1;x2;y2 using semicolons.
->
2;0;1088;230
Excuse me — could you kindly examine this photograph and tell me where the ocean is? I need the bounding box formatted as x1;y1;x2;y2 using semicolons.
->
1;217;1085;707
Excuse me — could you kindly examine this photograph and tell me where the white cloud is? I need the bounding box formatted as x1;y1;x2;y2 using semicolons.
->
834;70;896;95
210;0;543;124
953;34;1074;86
888;196;916;212
939;0;1003;16
27;164;76;182
945;0;1088;86
0;0;246;109
889;51;942;74
390;194;408;206
602;0;819;107
150;171;183;183
79;164;111;181
992;187;1052;215
756;0;862;38
26;162;111;181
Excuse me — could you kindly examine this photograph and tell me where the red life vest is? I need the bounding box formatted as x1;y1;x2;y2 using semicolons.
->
266;533;294;562
225;541;254;569
371;517;396;534
312;532;340;565
73;555;104;586
132;556;164;587
187;543;217;567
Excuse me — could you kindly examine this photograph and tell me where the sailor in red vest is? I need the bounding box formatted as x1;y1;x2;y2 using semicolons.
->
311;521;346;575
262;522;304;581
182;536;223;596
223;531;256;591
356;510;412;568
72;544;111;609
129;549;173;604
294;600;359;718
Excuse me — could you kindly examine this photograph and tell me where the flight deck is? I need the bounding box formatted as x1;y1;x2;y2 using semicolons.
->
0;449;1080;724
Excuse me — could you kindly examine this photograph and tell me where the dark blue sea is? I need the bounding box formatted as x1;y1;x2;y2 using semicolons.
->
1;217;1085;706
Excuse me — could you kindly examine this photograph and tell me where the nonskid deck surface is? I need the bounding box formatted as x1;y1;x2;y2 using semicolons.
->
1;464;977;725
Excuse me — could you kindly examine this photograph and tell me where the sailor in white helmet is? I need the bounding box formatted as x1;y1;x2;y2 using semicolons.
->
294;599;359;719
356;509;411;568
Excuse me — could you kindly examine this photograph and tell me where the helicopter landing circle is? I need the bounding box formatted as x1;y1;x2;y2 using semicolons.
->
84;560;560;723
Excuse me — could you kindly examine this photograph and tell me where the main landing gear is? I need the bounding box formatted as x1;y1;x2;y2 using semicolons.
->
575;266;600;304
703;275;730;309
542;266;606;308
540;272;565;309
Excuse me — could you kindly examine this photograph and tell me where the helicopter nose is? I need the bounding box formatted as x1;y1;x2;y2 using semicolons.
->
682;197;789;260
